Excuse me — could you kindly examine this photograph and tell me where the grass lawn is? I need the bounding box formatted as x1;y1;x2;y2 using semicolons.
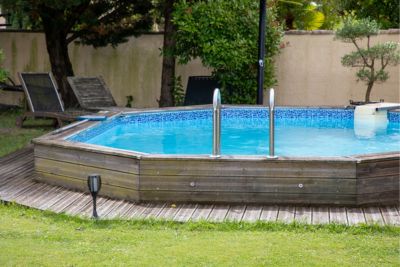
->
0;108;53;157
0;203;399;266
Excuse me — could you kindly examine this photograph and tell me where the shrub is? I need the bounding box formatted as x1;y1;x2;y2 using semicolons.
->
0;50;8;82
335;18;400;102
173;0;283;104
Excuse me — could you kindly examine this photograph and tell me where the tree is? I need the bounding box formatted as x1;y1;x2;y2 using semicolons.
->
173;0;283;104
335;18;400;102
1;0;153;107
338;0;399;30
159;0;177;107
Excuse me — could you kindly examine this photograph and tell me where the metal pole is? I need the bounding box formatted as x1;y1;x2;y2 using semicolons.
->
257;0;267;105
268;88;277;158
211;88;221;158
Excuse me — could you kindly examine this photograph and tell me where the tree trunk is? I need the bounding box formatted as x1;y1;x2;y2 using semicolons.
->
42;22;77;108
159;0;176;107
365;81;374;103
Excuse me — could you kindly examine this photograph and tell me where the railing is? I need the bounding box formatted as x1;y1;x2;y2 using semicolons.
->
268;88;278;158
211;88;221;158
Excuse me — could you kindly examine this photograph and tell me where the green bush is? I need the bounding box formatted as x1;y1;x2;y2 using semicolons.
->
173;0;283;104
335;18;400;102
0;50;8;82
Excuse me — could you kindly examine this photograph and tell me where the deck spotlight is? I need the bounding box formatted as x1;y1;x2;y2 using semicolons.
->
87;174;102;219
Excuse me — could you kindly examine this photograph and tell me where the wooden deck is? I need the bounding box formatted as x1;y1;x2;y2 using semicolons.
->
1;147;399;226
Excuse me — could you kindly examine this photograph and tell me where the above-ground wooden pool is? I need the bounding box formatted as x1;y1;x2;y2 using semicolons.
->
32;106;400;206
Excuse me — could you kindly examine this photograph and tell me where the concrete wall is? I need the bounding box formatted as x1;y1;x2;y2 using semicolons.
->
0;30;398;108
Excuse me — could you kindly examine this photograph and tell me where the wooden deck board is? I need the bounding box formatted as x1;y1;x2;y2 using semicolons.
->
259;206;279;222
312;207;330;225
363;207;385;225
295;206;312;224
225;205;246;222
346;208;366;225
277;206;295;223
208;205;229;222
0;147;399;226
380;206;400;225
190;204;214;221
174;204;198;222
329;207;348;225
242;206;262;222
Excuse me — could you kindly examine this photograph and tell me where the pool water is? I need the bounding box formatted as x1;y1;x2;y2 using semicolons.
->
69;108;400;157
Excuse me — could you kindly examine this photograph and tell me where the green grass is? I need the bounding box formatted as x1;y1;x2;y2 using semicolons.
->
0;203;399;267
0;109;53;157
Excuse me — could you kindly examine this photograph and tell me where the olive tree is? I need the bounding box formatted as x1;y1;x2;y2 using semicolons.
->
335;18;400;103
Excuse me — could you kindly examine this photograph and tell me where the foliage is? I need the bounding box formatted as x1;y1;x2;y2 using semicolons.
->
335;18;400;102
125;95;134;108
1;203;399;266
0;49;8;83
277;0;343;30
173;0;283;104
338;0;399;30
172;75;185;106
0;0;153;107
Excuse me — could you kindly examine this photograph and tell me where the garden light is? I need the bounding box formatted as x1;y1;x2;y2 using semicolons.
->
87;174;101;219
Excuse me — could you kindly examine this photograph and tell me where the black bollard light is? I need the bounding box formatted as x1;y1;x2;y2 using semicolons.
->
87;174;102;219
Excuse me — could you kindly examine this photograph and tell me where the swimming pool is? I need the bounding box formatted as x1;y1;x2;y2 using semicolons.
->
68;107;400;157
33;106;400;206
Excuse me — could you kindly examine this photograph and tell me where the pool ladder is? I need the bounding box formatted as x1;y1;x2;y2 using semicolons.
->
210;88;277;159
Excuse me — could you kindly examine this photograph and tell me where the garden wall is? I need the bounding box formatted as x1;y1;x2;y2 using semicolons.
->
0;30;398;107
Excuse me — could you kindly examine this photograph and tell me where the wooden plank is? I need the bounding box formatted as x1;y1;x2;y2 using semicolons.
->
97;199;119;217
140;159;356;178
225;205;246;222
35;144;139;174
48;191;85;213
312;207;329;225
190;205;213;221
81;197;109;218
329;207;348;225
1;180;37;202
32;186;64;210
14;183;49;206
357;190;399;205
173;204;198;222
259;206;279;222
357;159;400;178
357;176;399;194
36;172;139;202
294;206;312;224
242;206;262;222
207;205;229;222
36;158;139;189
142;203;166;219
380;206;400;226
39;187;75;211
105;201;132;219
140;176;356;194
363;207;385;225
277;206;295;223
117;202;137;218
346;208;366;225
139;190;357;205
111;201;136;219
157;204;182;220
64;194;93;216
